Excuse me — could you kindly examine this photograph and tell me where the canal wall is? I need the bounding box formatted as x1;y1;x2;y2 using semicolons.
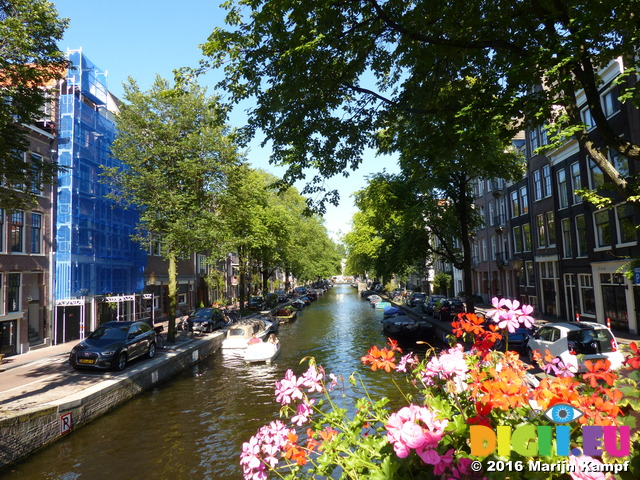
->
0;331;224;470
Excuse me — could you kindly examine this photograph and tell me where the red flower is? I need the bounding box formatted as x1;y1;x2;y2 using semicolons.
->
625;342;640;369
582;359;616;388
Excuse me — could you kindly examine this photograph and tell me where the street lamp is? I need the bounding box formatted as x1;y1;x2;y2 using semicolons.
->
511;257;523;300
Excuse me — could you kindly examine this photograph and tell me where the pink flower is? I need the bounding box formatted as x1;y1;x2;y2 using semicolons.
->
423;345;468;382
275;369;305;405
301;365;324;393
486;297;536;333
397;352;418;372
240;420;295;480
569;455;608;480
327;373;339;391
291;399;315;426
386;404;448;460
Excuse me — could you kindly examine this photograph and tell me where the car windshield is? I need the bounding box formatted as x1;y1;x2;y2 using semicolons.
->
193;308;216;318
89;325;128;340
567;328;615;353
413;294;426;299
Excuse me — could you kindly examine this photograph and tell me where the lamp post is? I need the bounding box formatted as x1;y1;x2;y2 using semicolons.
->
511;257;523;301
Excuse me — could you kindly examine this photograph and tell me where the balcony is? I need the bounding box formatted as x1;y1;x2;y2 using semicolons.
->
492;214;506;232
495;252;509;268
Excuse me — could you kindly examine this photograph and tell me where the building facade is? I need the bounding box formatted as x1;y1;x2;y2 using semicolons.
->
467;59;640;333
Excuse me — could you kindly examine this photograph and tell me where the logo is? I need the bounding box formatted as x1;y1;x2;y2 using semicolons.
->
470;404;630;457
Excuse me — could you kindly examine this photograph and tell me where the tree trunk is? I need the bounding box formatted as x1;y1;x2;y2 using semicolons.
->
167;252;177;343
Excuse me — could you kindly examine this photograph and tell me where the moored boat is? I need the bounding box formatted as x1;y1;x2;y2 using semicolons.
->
381;317;433;340
275;307;297;324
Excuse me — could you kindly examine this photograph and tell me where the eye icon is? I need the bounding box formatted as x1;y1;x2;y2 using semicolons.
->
544;403;584;424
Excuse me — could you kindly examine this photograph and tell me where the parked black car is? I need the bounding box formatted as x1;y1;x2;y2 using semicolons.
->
422;295;446;316
69;321;156;371
248;295;267;310
433;298;466;322
187;307;227;334
407;292;427;308
275;290;288;303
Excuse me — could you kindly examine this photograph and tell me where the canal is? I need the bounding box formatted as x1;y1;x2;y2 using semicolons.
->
3;285;440;480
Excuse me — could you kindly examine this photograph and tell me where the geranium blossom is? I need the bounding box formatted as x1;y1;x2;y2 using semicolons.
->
301;365;324;393
485;297;534;333
291;399;315;426
240;420;295;480
275;369;305;405
386;404;448;460
423;344;468;382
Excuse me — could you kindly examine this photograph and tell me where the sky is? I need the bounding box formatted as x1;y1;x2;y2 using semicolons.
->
51;0;399;241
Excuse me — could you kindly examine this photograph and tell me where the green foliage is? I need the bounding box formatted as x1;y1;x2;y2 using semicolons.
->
433;272;452;295
0;0;68;210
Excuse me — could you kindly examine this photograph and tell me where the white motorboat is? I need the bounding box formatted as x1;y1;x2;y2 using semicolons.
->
244;340;281;364
221;319;276;349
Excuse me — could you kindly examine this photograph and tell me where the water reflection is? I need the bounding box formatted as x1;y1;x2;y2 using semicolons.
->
4;285;442;480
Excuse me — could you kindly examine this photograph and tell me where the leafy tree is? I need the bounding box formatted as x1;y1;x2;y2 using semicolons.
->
0;0;67;210
202;0;640;209
104;76;239;342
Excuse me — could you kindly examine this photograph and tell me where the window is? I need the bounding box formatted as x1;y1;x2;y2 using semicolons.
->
536;214;546;248
594;210;611;248
7;273;20;312
578;274;596;315
561;218;573;258
557;170;568;209
523;223;532;252
533;170;542;201
10;211;24;252
30;213;42;254
546;211;556;246
602;89;620;118
491;235;497;260
513;226;523;253
581;108;596;129
616;203;636;245
542;165;552;197
531;128;540;152
29;154;43;195
488;200;495;226
609;149;629;178
589;159;604;189
520;186;528;214
575;215;588;257
481;238;487;262
570;162;582;204
477;180;484;196
510;191;519;217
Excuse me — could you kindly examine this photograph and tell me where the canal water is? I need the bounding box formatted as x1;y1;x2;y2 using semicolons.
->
4;285;440;480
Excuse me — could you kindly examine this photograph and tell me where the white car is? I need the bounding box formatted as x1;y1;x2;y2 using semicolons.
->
526;321;624;373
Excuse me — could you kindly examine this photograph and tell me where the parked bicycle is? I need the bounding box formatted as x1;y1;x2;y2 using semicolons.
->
153;326;166;349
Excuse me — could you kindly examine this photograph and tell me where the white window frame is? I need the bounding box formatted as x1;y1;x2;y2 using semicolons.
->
557;169;568;209
561;218;572;258
570;162;582;205
601;89;620;118
593;209;612;250
615;203;637;246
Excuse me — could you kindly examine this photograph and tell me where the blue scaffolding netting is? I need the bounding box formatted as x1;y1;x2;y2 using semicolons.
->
56;49;145;300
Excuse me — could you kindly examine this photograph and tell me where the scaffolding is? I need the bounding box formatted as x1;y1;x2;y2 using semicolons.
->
55;49;145;302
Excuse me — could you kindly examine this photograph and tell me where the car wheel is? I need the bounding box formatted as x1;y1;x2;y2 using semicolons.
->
146;342;156;359
116;353;127;371
527;348;536;365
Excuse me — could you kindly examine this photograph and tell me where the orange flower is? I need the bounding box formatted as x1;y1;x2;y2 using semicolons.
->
582;359;616;388
284;432;307;466
361;344;397;372
318;426;338;451
532;377;581;411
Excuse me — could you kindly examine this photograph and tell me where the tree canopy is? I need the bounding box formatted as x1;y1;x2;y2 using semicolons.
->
0;0;68;210
202;0;640;208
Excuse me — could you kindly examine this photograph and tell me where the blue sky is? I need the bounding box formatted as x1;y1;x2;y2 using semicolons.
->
52;0;398;240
